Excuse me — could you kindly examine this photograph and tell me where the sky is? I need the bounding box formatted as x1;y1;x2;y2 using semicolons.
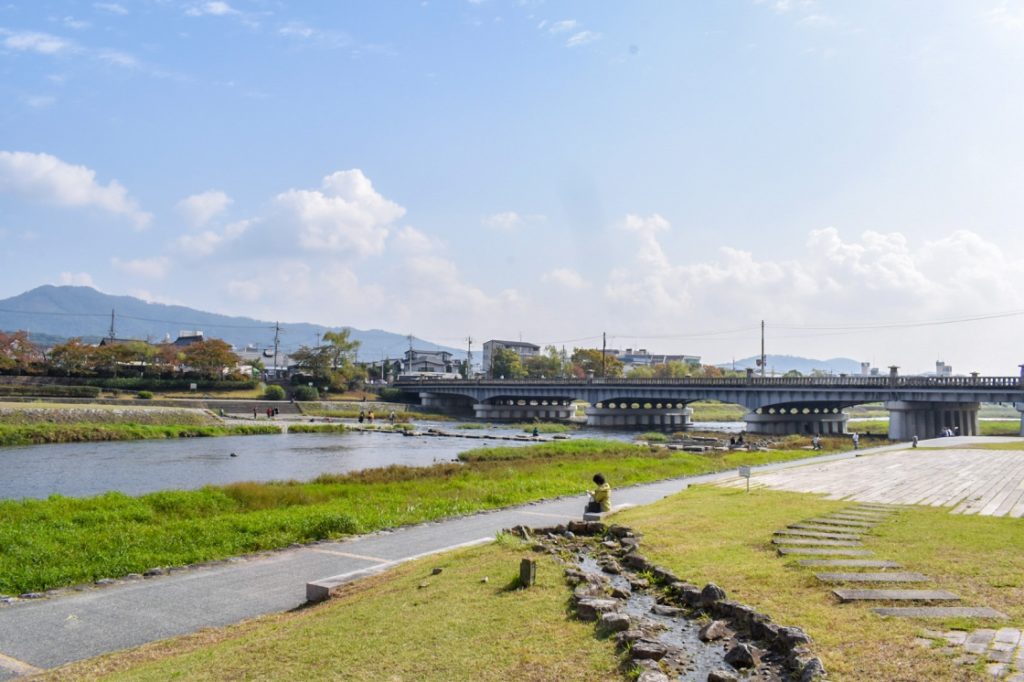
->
2;1;1024;374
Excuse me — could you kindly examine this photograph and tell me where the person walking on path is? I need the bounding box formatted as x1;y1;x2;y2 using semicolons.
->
851;432;859;449
358;410;365;424
587;473;611;513
368;411;375;424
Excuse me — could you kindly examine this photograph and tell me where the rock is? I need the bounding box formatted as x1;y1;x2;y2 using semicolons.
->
576;598;619;621
143;567;165;577
676;583;704;607
637;671;670;682
630;640;668;661
752;619;780;643
700;583;727;607
724;643;761;669
698;619;732;642
707;670;739;682
431;567;443;575
607;524;634;538
19;592;45;599
94;578;116;586
622;553;652;571
612;586;632;599
417;582;429;589
629;577;651;590
652;604;682;617
563;530;575;539
800;657;827;682
651;566;681;584
776;626;812;650
567;520;606;536
126;573;143;580
620;537;640;552
615;628;646;648
600;560;622;575
600;612;632;632
601;540;619;550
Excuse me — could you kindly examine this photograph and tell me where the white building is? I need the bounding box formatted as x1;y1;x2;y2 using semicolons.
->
614;348;700;371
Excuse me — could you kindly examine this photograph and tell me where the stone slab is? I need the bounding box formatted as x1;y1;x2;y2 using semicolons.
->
833;589;960;602
806;518;875;528
815;572;928;583
833;513;889;521
774;529;863;540
825;515;880;525
778;548;873;556
798;559;903;568
872;607;1008;619
789;523;866;535
771;538;862;547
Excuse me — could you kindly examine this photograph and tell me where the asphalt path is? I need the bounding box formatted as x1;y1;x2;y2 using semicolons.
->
0;437;983;678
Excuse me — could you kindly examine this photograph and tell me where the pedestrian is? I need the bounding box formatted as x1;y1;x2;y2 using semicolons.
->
532;426;539;437
812;434;821;450
729;436;736;447
358;410;365;424
388;411;396;424
912;435;919;448
368;410;375;424
851;432;859;449
253;408;257;420
586;474;611;513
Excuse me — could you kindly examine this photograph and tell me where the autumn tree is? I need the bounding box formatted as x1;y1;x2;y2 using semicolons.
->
570;348;624;378
48;338;94;376
0;331;41;374
181;339;240;379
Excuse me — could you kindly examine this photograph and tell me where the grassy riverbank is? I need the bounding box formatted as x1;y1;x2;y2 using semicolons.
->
0;438;844;595
851;418;1020;437
0;423;281;447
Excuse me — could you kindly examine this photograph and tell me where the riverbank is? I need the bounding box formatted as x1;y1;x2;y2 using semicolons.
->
0;437;847;595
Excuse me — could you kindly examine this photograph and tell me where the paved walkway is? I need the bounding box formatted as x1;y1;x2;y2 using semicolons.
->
721;437;1024;517
0;437;1009;678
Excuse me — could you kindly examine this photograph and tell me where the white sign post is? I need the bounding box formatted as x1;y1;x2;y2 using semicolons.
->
738;465;752;493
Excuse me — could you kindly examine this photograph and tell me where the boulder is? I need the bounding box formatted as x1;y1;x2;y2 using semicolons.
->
622;553;652;571
630;640;668;661
675;583;704;607
700;583;727;607
615;628;646;649
576;598;619;621
612;585;632;599
698;619;732;642
800;657;827;682
776;626;812;651
637;671;670;682
723;643;761;669
707;670;739;682
651;566;681;584
600;612;632;632
651;604;682;617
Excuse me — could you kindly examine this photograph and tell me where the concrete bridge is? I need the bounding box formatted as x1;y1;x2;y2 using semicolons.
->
394;369;1024;441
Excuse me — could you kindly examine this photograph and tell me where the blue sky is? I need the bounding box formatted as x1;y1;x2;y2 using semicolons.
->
2;1;1024;373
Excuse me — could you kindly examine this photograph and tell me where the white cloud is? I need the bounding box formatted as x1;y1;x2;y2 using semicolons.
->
23;95;56;108
0;151;151;228
483;211;523;231
111;256;170;279
94;3;128;15
542;268;589;290
566;30;601;47
393;225;434;252
274;169;405;257
185;2;238;17
797;13;836;28
57;272;95;286
1;30;71;54
985;4;1024;32
62;17;91;30
548;19;578;34
97;49;138;68
177;189;233;227
175;219;250;257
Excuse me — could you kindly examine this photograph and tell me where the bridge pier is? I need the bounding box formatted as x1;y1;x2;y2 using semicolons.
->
1018;403;1024;437
584;402;693;430
473;399;575;421
743;408;848;436
884;400;980;440
418;392;475;416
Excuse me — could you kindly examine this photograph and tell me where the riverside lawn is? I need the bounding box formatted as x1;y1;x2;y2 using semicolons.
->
41;485;1022;682
0;438;847;595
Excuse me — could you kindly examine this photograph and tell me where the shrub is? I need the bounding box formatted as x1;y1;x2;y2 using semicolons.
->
292;385;320;401
263;385;286;400
137;391;154;400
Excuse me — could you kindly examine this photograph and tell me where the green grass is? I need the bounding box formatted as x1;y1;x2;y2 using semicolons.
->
509;422;576;434
637;431;669;442
926;440;1024;451
42;541;618;682
298;404;454;422
0;403;219;426
287;424;349;434
618;486;1023;681
689;400;745;422
0;439;841;595
0;423;280;447
979;420;1019;436
455;423;488;430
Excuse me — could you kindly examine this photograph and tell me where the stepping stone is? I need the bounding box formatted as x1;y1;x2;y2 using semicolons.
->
828;514;882;524
872;607;1008;619
807;517;875;528
790;523;866;535
774;529;863;541
833;589;960;602
815;572;928;583
778;547;873;556
835;512;890;520
799;559;903;568
772;538;862;547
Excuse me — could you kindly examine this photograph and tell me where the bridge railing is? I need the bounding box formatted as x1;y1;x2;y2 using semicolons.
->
394;375;1024;389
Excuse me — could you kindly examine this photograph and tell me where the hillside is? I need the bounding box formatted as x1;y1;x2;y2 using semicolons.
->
719;354;864;376
0;285;462;361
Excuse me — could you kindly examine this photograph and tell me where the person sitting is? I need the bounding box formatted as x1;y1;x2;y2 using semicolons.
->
587;474;611;513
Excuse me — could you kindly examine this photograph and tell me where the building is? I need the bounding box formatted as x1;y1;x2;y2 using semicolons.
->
403;348;454;374
482;340;540;377
935;361;953;377
172;331;205;347
614;348;700;371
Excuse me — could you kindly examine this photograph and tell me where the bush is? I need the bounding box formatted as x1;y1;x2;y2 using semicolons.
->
292;385;320;401
378;387;416;403
137;391;154;400
263;385;286;400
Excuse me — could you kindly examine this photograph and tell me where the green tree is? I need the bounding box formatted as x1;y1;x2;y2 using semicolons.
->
524;347;564;378
784;369;803;378
323;330;360;371
627;365;655;379
181;339;240;379
490;347;526;379
48;338;94;376
653;361;691;379
570;348;624;378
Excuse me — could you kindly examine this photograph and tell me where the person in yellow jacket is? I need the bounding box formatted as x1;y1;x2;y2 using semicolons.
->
588;473;611;513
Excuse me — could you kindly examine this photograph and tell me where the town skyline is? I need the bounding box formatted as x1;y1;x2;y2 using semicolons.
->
3;2;1024;373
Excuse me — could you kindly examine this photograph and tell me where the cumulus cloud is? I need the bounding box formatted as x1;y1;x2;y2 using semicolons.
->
175;219;250;257
1;30;71;54
543;268;589;290
0;151;151;228
57;272;95;286
111;256;170;279
274;169;405;256
185;2;238;17
177;190;233;227
94;3;128;15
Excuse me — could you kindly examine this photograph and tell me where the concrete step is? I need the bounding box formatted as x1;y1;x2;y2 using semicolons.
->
778;548;874;557
789;523;866;535
774;529;864;541
826;515;882;524
798;559;903;568
873;607;1008;619
833;589;960;602
806;517;875;528
815;572;928;583
771;538;862;547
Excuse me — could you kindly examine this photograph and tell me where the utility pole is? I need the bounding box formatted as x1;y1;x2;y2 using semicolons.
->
315;332;321;348
466;336;473;379
760;320;766;378
380;349;385;381
108;309;116;341
273;322;281;380
406;334;414;373
601;331;607;378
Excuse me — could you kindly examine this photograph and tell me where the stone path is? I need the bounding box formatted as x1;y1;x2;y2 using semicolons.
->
771;505;1007;620
916;627;1024;680
722;441;1024;516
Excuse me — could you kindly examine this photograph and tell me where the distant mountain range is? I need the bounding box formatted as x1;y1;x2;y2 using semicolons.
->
719;354;864;375
0;285;463;361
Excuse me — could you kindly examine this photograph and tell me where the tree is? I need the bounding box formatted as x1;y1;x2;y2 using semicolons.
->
784;369;803;378
322;330;360;371
524;346;565;378
627;365;655;379
490;347;526;379
570;348;624;378
0;331;41;374
181;339;240;379
48;338;94;376
652;361;692;379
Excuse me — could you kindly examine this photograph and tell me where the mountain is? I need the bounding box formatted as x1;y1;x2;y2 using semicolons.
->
719;354;864;376
0;285;463;361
